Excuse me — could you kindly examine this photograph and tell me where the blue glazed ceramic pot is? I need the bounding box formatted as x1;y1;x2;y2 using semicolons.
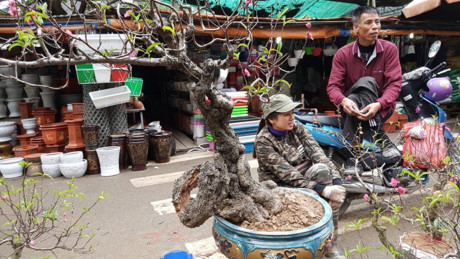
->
212;188;333;259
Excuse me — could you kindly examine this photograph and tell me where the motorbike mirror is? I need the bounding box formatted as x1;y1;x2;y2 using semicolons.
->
428;40;441;59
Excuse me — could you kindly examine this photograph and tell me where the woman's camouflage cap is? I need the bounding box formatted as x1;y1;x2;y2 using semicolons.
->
262;94;302;119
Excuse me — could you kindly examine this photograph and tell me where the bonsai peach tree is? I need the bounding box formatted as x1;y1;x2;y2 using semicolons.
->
0;0;310;228
0;162;108;258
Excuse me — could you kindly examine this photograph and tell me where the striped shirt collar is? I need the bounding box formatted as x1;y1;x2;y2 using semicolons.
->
352;39;384;66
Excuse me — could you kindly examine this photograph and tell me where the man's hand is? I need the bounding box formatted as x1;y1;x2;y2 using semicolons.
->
322;185;346;203
358;102;382;121
340;98;361;117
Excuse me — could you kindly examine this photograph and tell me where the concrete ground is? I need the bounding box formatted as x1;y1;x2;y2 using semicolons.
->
1;121;459;258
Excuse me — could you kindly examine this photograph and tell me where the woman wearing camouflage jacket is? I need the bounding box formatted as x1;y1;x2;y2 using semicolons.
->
254;94;346;259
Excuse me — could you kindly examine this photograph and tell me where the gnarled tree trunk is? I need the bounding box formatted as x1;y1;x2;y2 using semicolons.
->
172;62;283;228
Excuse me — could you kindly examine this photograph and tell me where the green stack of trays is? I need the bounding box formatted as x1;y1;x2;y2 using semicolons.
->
231;105;248;117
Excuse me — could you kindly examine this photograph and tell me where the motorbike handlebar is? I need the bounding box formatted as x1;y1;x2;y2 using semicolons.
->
431;62;447;75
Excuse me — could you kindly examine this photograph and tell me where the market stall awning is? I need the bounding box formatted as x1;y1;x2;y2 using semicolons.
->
402;0;460;19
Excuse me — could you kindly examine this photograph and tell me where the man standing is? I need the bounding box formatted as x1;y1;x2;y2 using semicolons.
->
327;6;402;145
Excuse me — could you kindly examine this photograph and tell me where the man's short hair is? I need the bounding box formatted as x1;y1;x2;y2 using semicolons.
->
351;6;379;24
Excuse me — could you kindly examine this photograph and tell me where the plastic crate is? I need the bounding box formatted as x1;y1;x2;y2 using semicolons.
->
75;64;95;84
89;85;131;109
125;77;143;96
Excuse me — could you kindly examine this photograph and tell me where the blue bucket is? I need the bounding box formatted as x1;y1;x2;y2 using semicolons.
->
160;250;193;259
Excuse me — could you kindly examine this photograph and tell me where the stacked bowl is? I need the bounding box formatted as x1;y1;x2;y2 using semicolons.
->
59;151;87;178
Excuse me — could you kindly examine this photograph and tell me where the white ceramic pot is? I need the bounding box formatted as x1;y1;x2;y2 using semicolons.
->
288;57;299;67
39;75;53;86
23;97;40;110
0;157;24;179
40;152;63;165
22;74;38;84
0;121;15;139
60;159;87;178
24;85;40;98
60;151;83;164
41;163;61;178
294;49;305;59
0;66;14;76
93;64;111;83
96;146;120;177
39;91;56;110
6;99;22;117
0;98;6;118
5;87;24;99
21;118;36;134
5;79;22;88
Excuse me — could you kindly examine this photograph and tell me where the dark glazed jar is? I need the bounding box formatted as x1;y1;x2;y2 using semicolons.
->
127;131;148;171
108;134;128;170
149;131;173;163
85;149;100;174
81;125;99;149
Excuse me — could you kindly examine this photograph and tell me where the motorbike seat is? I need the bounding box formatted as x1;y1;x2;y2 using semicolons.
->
295;113;341;127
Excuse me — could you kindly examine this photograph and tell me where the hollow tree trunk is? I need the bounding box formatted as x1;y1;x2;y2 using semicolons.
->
172;63;282;228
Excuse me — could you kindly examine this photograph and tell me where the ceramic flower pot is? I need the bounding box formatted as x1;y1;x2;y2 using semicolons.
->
0;157;24;179
18;102;34;119
108;134;128;169
24;153;45;177
40;152;63;165
16;133;38;146
96;146;120;176
22;73;38;84
7;99;22;117
39;91;56;110
213;189;333;259
45;143;65;153
21;118;36;133
149;131;173;163
65;118;85;150
0;98;7;118
23;97;40;110
127;136;149;171
30;137;46;153
13;145;38;157
82;125;99;149
85;149;100;175
32;107;56;125
60;159;87;178
40;122;68;145
0;121;16;140
41;163;61;178
24;86;40;98
59;151;84;164
5;87;24;99
39;75;54;88
0;140;13;159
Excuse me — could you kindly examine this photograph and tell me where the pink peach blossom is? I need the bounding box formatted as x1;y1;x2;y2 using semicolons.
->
397;186;406;194
29;240;36;246
307;31;314;40
415;106;421;114
305;22;312;28
363;194;370;202
390;177;399;188
346;175;352;181
124;10;133;18
244;68;250;77
1;195;7;200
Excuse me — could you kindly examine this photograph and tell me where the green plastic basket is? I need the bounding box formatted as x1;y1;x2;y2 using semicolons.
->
75;64;95;84
125;77;143;96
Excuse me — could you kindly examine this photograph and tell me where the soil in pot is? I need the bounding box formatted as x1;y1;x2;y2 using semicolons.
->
239;189;324;231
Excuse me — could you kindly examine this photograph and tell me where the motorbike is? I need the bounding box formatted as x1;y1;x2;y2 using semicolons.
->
294;40;458;215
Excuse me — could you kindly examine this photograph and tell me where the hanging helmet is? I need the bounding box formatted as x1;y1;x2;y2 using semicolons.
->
423;77;452;102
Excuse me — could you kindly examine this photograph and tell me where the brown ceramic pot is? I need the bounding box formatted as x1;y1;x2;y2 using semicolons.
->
24;153;46;177
108;134;128;169
13;145;38;157
81;125;99;149
149;131;173;163
46;143;66;153
40;123;68;145
18;102;34;119
32;108;56;126
85;149;100;174
16;133;39;146
65;118;85;150
30;137;47;153
127;136;149;171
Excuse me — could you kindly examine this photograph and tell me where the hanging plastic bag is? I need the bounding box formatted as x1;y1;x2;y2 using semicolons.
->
402;120;447;169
